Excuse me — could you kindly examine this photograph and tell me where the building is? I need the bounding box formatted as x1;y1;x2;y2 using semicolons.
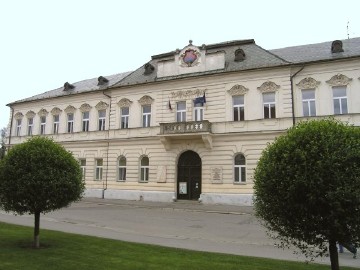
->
5;37;360;205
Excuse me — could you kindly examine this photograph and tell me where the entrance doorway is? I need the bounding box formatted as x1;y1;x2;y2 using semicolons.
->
177;150;201;200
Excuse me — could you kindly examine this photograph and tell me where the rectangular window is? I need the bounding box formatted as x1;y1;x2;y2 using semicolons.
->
121;107;129;129
176;101;186;122
40;116;46;135
53;115;59;134
27;118;33;136
80;159;86;180
263;92;276;119
95;159;103;180
142;105;151;127
82;111;90;132
67;113;74;133
16;119;22;136
233;95;245;121
98;110;106;131
333;86;348;114
118;157;126;181
302;89;316;117
194;103;204;121
234;166;246;183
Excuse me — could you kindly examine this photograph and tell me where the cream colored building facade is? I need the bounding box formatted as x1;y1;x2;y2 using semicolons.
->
6;38;360;205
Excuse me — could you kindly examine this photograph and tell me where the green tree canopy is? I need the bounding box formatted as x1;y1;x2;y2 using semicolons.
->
0;137;85;248
254;119;360;270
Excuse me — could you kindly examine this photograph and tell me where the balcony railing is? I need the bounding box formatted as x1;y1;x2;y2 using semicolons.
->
159;120;212;135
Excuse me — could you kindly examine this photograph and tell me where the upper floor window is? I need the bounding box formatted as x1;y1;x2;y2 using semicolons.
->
53;115;59;134
142;105;151;127
27;118;34;136
263;92;276;119
16;119;22;136
140;156;149;182
233;95;244;121
121;107;129;129
67;113;74;133
234;154;246;183
118;156;127;181
79;159;86;180
98;110;106;131
82;111;90;132
40;116;46;135
332;86;348;114
194;103;203;121
302;89;316;117
176;101;186;122
95;159;103;181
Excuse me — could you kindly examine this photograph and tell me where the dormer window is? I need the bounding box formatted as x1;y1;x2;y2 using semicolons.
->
234;49;246;62
97;76;109;86
331;40;344;53
144;63;155;75
63;82;75;91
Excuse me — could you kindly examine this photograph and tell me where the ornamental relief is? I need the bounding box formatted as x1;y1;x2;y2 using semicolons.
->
138;95;154;105
227;84;249;96
326;74;352;86
257;81;280;93
296;77;321;89
51;107;62;115
80;103;92;112
26;110;36;118
118;98;132;108
170;89;205;100
95;101;109;110
64;105;76;113
38;108;48;117
14;112;24;119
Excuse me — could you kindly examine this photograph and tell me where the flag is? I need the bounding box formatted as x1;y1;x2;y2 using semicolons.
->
194;92;206;105
168;100;172;110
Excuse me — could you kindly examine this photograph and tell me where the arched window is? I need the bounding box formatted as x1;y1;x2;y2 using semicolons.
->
140;156;149;182
118;156;126;181
234;154;246;183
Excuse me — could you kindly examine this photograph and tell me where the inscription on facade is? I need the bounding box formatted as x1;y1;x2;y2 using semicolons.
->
211;167;223;183
156;165;167;183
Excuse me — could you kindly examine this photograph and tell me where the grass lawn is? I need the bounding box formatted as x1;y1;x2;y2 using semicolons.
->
0;222;357;270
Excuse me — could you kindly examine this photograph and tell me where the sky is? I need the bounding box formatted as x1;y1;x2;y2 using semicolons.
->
1;0;359;129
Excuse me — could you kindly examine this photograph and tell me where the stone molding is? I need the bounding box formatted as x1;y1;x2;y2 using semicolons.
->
95;101;109;111
14;112;24;119
296;77;321;89
26;110;36;118
64;105;76;114
138;95;154;105
170;89;205;99
227;84;249;96
51;107;62;115
326;74;352;86
118;98;133;108
257;81;280;93
80;103;92;112
38;108;49;117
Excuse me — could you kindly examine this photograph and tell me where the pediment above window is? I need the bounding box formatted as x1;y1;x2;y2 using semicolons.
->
138;95;154;105
51;107;62;115
170;89;205;99
80;103;92;112
296;77;321;89
326;74;352;86
26;110;36;118
257;81;280;93
14;112;24;119
227;84;249;96
64;105;76;113
38;108;48;117
118;98;132;108
95;101;108;110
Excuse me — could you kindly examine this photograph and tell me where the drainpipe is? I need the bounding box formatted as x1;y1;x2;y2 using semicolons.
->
7;106;14;151
290;66;305;126
101;91;112;199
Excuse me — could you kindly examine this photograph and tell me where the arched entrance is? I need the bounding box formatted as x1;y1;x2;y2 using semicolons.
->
177;150;201;200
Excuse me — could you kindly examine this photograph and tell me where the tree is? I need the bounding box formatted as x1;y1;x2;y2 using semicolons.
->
254;119;360;270
0;127;6;160
0;137;85;248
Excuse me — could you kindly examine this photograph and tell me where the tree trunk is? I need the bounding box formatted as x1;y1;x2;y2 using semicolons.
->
34;211;40;248
329;240;339;270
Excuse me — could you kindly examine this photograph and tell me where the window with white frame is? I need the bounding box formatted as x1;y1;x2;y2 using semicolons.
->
53;115;59;134
118;156;126;181
27;118;34;136
234;154;246;183
142;105;151;127
263;92;276;119
332;86;348;114
40;116;46;135
95;159;103;180
302;89;316;117
176;101;186;122
82;111;90;132
140;156;149;182
194;103;203;121
121;107;129;129
98;110;106;131
233;95;245;121
16;119;22;136
79;159;86;180
67;113;74;133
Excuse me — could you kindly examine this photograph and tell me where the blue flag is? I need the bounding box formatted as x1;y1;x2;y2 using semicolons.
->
194;93;206;105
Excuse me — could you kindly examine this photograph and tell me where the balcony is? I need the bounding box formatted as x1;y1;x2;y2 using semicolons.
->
159;120;212;150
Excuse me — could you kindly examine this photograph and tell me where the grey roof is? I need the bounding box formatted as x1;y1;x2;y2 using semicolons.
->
270;37;360;63
9;71;131;105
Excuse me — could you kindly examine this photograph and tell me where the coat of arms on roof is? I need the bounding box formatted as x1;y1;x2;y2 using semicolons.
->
179;41;201;67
